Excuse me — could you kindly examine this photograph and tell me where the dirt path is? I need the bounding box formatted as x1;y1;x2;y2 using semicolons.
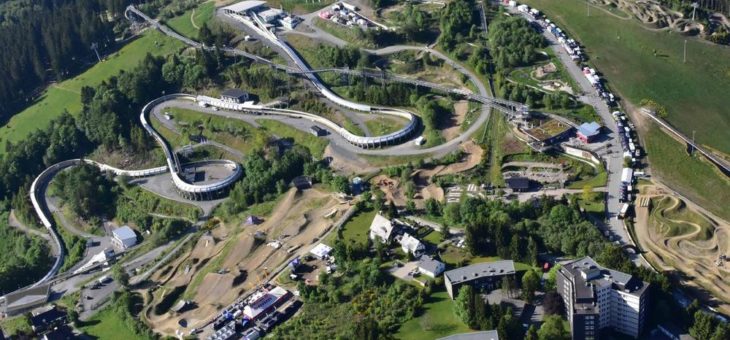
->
146;188;349;336
633;184;730;314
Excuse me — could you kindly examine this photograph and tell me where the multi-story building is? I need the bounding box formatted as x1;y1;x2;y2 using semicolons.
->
557;257;649;339
443;260;515;299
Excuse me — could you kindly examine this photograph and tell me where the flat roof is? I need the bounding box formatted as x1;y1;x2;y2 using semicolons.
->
445;260;515;285
505;177;530;189
524;119;573;142
310;243;332;258
112;226;136;241
221;88;248;98
222;0;266;13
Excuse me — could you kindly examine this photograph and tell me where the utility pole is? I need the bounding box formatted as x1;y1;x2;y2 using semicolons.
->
691;130;696;154
90;42;101;62
683;39;687;63
691;2;699;21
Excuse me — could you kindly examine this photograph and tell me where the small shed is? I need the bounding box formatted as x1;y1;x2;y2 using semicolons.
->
246;215;263;225
310;125;326;137
291;176;312;190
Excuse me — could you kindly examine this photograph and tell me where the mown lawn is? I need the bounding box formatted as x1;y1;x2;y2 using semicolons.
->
255;119;328;158
643;122;730;221
162;106;270;154
396;290;471;340
365;116;408;136
338;207;377;246
166;1;215;39
80;307;141;339
0;30;183;153
520;0;730;154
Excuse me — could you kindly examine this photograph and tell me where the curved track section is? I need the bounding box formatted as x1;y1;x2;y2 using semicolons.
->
196;95;418;148
140;94;244;197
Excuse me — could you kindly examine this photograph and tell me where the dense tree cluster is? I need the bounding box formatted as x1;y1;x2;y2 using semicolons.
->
0;211;52;294
0;0;126;118
224;62;286;99
53;163;117;222
315;45;370;69
453;285;523;339
393;4;433;42
274;254;422;338
0;112;89;200
440;0;477;50
488;17;546;69
346;80;424;107
224;146;313;214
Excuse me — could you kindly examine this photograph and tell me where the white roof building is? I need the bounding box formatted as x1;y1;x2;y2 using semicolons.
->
222;0;266;14
243;286;289;320
369;213;395;243
111;226;137;250
400;233;425;257
310;243;333;259
258;8;283;23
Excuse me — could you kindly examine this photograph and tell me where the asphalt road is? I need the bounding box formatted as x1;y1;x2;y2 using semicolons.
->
505;7;647;266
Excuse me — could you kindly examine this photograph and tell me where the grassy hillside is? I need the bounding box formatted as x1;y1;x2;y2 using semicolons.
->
0;30;184;153
521;0;730;155
642;122;730;221
166;1;215;39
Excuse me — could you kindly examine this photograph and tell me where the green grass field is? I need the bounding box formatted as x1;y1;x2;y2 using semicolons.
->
80;307;143;339
643;122;730;221
161;106;270;154
313;18;377;48
397;290;471;340
366;116;408;136
0;315;32;337
255;119;328;158
520;0;730;155
166;1;216;39
0;30;184;153
337;207;377;246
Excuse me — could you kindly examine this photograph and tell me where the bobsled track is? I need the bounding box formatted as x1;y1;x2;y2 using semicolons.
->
2;5;528;300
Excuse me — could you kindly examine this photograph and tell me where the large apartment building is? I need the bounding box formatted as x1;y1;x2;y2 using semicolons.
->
556;257;649;339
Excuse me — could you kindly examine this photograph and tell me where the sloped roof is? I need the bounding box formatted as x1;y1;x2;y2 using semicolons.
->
369;213;394;241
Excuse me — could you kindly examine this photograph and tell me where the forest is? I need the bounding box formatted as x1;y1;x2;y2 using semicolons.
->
0;0;123;118
0;211;52;294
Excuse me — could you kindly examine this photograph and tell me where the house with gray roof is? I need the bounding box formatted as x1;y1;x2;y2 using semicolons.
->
443;260;516;299
417;256;445;278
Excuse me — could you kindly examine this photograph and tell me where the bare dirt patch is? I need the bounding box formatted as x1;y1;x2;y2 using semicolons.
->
442;101;469;141
145;188;350;336
634;182;730;314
